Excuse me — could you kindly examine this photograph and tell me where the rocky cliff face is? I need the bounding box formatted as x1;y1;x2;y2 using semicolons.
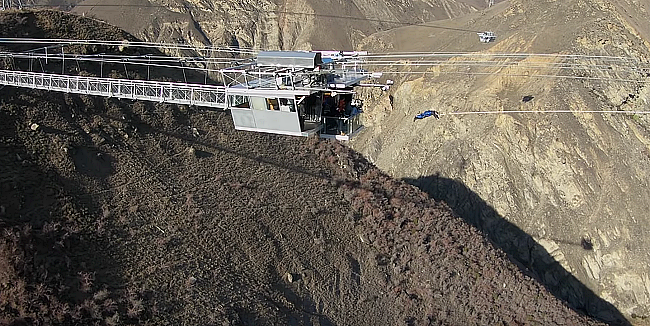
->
71;0;485;51
2;10;614;326
44;0;650;323
351;0;650;323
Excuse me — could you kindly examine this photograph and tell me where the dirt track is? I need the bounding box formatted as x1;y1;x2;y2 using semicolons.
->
0;10;620;326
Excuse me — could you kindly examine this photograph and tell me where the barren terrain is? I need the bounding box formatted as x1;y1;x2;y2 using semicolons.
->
0;10;622;326
36;0;650;323
350;0;650;324
69;0;500;51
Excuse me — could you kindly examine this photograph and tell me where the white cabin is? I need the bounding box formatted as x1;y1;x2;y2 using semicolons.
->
223;51;369;140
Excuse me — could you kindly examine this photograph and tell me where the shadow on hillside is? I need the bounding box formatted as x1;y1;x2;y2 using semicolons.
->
270;270;336;326
403;174;630;326
94;106;332;181
0;109;131;323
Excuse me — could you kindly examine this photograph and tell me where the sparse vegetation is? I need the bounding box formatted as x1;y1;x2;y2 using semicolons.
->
0;9;618;326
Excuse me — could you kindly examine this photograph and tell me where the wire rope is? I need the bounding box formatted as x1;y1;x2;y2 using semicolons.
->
20;4;484;34
0;52;247;65
8;51;644;75
0;38;258;54
3;54;647;85
360;52;638;62
441;109;650;116
362;70;649;83
345;62;644;74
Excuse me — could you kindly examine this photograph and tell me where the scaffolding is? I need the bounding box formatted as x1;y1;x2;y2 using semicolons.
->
1;0;32;10
0;69;227;108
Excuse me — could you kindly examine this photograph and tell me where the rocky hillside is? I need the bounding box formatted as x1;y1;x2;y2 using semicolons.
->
69;0;495;51
0;10;614;326
350;0;650;324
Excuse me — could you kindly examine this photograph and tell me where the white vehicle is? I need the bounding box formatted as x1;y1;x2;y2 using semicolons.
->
477;31;497;43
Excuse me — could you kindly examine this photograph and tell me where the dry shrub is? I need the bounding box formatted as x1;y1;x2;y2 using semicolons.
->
126;290;144;319
78;271;95;293
104;312;120;326
0;226;74;323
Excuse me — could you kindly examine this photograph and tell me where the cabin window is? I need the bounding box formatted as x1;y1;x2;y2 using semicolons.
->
302;93;322;122
267;98;280;111
279;98;296;112
250;96;268;110
249;97;295;112
229;95;250;108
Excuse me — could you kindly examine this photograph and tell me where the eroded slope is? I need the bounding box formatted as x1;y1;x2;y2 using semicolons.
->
352;0;650;323
0;9;610;326
70;0;491;51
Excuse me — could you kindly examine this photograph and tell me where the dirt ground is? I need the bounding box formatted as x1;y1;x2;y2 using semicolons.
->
0;10;619;326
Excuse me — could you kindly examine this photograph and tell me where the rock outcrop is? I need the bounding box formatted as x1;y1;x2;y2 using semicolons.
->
0;9;617;326
71;0;486;50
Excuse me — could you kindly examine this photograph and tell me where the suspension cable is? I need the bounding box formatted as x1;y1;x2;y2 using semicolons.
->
442;109;650;116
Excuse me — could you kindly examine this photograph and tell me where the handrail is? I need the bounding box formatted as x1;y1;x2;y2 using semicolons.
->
0;70;227;108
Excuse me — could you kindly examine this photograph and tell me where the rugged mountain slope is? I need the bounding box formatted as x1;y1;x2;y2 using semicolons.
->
351;0;650;324
70;0;492;51
0;10;612;326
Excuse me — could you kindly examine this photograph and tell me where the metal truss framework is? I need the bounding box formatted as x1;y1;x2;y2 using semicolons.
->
1;0;34;10
0;70;227;108
220;64;371;92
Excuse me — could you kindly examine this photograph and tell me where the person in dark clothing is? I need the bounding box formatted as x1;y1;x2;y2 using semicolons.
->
323;95;335;116
414;110;440;121
298;103;305;131
337;99;346;117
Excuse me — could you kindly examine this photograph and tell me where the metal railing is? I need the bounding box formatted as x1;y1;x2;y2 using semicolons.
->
321;114;363;136
0;70;227;108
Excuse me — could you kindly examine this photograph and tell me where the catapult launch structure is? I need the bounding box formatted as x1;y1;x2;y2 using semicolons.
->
0;41;379;141
222;50;372;140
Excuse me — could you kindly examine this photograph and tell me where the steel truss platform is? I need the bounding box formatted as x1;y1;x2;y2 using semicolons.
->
0;70;227;108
